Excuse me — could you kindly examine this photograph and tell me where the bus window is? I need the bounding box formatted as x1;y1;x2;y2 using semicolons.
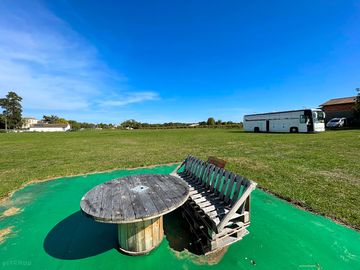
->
300;115;306;123
313;111;325;123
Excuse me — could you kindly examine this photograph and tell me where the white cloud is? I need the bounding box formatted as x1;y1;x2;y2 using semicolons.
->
0;1;159;116
100;92;160;106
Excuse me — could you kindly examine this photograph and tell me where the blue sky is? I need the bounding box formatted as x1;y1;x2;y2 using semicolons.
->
0;0;359;124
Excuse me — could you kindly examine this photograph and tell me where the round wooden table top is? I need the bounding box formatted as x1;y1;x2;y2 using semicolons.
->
80;174;189;224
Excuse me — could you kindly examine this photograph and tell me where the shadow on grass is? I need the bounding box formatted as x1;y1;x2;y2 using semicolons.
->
226;130;246;134
227;130;320;135
44;211;117;260
44;209;223;261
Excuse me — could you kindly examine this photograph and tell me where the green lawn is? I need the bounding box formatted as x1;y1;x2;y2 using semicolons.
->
0;129;359;230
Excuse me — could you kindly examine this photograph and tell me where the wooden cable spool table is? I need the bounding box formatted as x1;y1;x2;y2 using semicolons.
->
80;174;189;255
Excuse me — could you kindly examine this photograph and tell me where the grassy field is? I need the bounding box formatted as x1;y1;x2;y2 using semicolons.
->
0;128;359;229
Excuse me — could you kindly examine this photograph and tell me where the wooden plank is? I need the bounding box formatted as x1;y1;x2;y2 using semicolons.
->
217;170;230;198
212;168;225;193
187;157;196;175
116;180;136;221
196;162;209;186
236;181;251;214
207;156;227;169
204;164;215;188
139;175;169;213
217;183;257;231
154;175;186;205
157;175;189;208
127;176;159;220
209;222;246;239
209;166;221;191
196;160;207;183
189;157;199;175
207;209;244;220
184;156;193;174
231;176;244;205
196;198;225;208
196;200;227;213
192;159;203;180
126;222;136;250
191;191;224;205
110;182;124;221
224;173;236;204
208;229;248;251
198;163;208;186
81;184;103;217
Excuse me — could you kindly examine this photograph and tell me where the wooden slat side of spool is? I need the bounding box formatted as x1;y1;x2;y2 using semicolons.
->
118;216;164;255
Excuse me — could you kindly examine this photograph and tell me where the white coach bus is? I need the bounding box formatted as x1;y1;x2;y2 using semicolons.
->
243;109;325;133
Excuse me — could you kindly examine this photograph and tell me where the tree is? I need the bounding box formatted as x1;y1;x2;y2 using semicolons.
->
0;91;23;131
121;119;141;129
42;115;59;124
354;88;360;121
68;120;81;130
207;117;215;125
42;115;68;124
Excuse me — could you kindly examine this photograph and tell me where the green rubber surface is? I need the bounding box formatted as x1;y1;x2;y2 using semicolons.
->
1;165;359;269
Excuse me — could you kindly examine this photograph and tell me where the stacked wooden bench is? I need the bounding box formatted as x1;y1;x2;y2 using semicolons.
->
173;155;257;254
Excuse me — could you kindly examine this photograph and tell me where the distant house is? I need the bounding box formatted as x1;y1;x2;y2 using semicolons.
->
22;117;38;129
29;123;71;132
320;96;357;124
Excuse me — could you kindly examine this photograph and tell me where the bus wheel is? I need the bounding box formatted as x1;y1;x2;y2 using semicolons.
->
254;127;260;132
290;127;298;133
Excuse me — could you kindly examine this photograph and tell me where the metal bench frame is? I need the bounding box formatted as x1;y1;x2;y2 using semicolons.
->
173;155;257;254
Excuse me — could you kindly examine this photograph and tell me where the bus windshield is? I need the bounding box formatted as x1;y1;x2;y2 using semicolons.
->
313;111;325;123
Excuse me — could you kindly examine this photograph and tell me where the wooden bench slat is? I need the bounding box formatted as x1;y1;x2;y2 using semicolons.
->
189;157;199;175
231;176;244;205
203;164;214;187
184;155;194;171
218;170;230;198
175;154;257;248
188;158;197;178
197;162;209;185
208;166;220;189
197;160;207;183
224;172;236;204
212;168;225;194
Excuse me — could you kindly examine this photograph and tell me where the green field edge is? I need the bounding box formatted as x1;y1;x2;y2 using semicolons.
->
0;162;180;203
1;160;359;233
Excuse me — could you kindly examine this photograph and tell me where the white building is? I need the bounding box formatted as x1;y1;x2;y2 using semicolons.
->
22;117;38;129
29;123;71;132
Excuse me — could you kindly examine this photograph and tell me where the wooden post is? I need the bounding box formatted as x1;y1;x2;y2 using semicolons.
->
117;216;164;255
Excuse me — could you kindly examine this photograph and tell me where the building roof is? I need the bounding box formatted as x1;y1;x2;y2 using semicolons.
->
31;123;69;128
320;96;356;107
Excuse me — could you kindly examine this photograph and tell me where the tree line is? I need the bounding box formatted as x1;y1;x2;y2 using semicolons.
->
117;118;243;130
2;89;360;131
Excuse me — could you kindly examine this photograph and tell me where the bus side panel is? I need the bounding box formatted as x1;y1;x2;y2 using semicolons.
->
243;120;252;131
243;119;264;132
